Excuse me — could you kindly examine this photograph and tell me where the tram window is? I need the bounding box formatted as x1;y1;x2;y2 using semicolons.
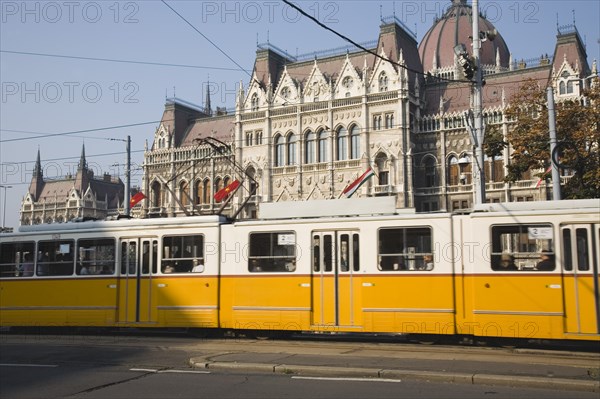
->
323;235;332;272
340;235;350;272
248;231;296;273
0;242;35;278
162;235;204;273
378;227;433;271
352;233;360;272
312;235;321;272
490;224;554;271
37;240;75;276
77;239;115;275
562;229;573;271
576;229;589;271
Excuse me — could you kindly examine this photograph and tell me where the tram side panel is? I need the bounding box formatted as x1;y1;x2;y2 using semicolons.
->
461;209;600;341
0;233;119;327
218;223;312;333
359;215;457;336
148;225;221;328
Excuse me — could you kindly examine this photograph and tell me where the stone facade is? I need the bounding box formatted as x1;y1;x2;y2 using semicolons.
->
139;2;594;219
21;146;124;225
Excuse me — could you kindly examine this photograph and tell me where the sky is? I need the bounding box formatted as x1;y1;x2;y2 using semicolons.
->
1;0;599;229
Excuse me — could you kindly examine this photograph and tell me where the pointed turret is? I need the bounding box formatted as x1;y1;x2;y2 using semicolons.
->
28;149;44;201
78;144;87;171
204;80;212;116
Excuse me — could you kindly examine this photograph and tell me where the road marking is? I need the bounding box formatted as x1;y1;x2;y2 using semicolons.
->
0;363;58;368
292;376;401;383
129;368;210;374
160;369;211;374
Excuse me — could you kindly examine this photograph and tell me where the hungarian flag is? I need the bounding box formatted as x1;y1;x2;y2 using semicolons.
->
535;166;552;188
214;179;241;202
342;168;375;198
129;192;146;208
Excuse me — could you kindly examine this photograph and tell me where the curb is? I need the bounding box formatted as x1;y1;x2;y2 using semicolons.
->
189;358;600;393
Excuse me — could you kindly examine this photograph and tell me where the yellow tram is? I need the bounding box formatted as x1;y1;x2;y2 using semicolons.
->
1;198;598;342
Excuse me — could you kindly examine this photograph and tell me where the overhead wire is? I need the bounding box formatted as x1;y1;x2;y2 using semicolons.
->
0;50;249;73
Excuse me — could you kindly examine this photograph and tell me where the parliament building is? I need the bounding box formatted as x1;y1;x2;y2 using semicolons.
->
27;0;594;223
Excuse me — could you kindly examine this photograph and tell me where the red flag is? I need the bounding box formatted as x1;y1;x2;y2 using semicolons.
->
535;166;552;188
129;192;146;207
214;180;241;203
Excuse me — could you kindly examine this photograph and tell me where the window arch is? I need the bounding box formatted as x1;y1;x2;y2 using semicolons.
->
378;71;388;92
250;93;259;111
317;129;328;162
202;179;211;204
448;156;459;186
287;133;297;165
375;153;389;186
275;134;285;166
214;178;223;199
559;81;566;95
336;126;348;161
423;157;437;187
246;166;257;196
195;180;203;205
350;125;360;159
305;130;316;164
179;181;189;207
151;180;162;208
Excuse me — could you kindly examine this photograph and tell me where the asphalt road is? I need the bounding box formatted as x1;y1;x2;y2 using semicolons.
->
0;331;598;398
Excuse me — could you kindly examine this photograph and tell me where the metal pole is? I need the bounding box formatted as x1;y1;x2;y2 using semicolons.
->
471;0;486;205
125;135;131;215
546;87;562;200
1;185;12;231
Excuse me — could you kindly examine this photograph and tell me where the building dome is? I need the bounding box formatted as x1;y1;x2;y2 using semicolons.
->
418;0;510;73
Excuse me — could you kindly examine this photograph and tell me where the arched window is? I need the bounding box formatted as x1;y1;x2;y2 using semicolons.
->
246;166;257;196
336;127;348;161
214;178;223;199
195;180;203;205
559;81;566;95
250;93;259;111
275;135;285;166
305;131;316;164
448;156;459;186
203;179;211;204
223;176;230;189
378;71;388;92
151;181;162;208
424;157;437;187
179;181;189;207
287;133;297;165
350;125;360;159
375;153;389;186
318;130;328;162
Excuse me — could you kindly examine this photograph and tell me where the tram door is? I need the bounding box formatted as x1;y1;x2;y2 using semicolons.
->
311;231;360;329
561;224;600;334
118;238;158;323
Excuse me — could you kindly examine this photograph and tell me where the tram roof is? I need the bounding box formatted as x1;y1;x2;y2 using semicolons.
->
258;197;413;220
15;214;228;235
472;198;600;215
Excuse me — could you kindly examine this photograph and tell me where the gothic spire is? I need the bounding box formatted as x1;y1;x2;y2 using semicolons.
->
78;144;87;171
33;148;43;178
205;78;212;116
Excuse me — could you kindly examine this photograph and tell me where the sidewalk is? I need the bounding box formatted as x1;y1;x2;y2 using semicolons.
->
189;342;600;392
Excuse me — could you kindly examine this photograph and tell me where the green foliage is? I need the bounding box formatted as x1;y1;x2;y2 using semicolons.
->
504;78;600;198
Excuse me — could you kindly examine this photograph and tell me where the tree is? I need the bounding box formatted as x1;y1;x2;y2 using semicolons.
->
503;78;600;198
